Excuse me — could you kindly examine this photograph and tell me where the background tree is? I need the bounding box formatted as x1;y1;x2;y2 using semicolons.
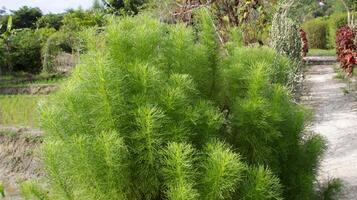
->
0;16;13;74
61;9;106;31
101;0;147;14
92;0;105;11
11;6;42;29
36;14;64;30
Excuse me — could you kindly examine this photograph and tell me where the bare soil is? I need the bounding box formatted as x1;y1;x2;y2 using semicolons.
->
0;85;57;95
0;126;43;200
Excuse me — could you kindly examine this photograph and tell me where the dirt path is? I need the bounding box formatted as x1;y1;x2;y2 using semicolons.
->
302;62;357;199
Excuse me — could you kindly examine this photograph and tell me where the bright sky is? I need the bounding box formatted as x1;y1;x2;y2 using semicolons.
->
0;0;93;14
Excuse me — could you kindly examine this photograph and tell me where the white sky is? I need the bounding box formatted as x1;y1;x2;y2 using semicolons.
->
0;0;93;14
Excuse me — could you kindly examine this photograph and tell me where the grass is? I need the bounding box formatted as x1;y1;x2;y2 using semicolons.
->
334;65;346;80
308;49;336;56
0;182;4;198
0;73;65;88
0;130;17;137
0;95;46;127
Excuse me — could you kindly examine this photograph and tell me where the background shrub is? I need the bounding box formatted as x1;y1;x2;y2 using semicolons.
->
270;6;303;93
9;6;42;29
41;30;82;73
61;9;106;31
36;14;64;30
7;29;47;73
303;17;329;49
101;0;147;15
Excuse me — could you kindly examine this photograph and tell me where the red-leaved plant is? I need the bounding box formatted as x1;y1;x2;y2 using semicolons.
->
336;26;357;75
300;28;308;57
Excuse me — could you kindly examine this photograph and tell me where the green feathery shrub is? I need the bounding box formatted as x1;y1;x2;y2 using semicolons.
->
316;178;343;200
36;12;275;200
20;180;49;200
220;47;325;199
27;9;326;200
238;166;283;200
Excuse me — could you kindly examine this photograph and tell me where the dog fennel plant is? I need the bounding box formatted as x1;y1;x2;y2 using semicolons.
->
23;9;326;200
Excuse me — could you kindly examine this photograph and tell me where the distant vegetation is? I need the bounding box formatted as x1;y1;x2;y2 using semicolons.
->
303;12;357;49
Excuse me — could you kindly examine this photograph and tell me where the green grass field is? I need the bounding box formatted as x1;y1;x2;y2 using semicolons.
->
0;95;46;127
308;49;336;56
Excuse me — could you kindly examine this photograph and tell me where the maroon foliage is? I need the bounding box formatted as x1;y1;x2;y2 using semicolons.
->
336;26;357;75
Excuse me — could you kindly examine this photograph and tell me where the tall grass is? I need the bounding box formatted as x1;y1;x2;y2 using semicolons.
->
0;95;44;127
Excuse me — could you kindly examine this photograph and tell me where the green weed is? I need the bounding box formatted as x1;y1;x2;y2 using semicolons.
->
0;182;4;198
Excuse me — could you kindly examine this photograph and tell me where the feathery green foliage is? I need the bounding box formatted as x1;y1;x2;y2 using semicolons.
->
218;47;293;107
316;178;343;200
161;142;198;200
20;181;49;200
42;131;128;200
238;166;283;200
200;141;245;200
221;44;324;199
32;9;326;200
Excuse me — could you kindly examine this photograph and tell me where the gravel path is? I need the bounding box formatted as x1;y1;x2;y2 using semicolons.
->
302;63;357;199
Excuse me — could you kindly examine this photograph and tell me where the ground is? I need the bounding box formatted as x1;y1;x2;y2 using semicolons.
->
0;126;43;200
0;76;53;199
302;58;357;199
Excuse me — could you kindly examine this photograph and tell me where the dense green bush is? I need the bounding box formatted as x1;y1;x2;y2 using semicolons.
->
9;29;43;73
1;28;52;74
11;6;42;29
61;9;106;31
101;0;147;15
303;18;329;49
36;14;64;30
27;11;325;200
220;46;325;199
